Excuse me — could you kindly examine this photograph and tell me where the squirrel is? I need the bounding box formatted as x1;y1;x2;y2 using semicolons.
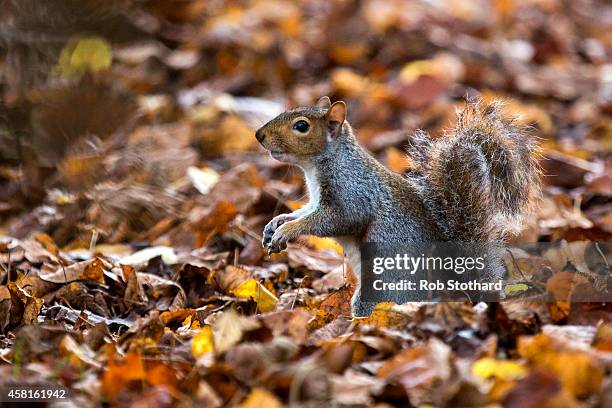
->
256;96;540;316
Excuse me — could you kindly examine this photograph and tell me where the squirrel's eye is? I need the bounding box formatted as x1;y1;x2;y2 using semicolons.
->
292;120;310;133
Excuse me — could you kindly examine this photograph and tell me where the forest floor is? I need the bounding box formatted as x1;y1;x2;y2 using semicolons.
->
0;1;611;406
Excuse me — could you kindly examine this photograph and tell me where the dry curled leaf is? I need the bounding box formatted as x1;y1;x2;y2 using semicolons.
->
517;334;604;397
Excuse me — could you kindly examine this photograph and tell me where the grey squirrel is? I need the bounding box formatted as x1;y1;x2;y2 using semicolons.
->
256;97;540;316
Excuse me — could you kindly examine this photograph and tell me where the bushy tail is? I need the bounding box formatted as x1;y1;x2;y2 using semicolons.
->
407;100;541;241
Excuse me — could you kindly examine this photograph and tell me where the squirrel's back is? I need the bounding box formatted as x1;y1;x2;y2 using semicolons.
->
406;100;540;242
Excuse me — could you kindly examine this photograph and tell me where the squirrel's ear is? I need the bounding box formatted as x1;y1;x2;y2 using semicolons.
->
316;96;331;109
326;101;346;138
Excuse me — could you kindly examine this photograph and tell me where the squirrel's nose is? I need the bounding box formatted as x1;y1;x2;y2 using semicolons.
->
255;129;265;143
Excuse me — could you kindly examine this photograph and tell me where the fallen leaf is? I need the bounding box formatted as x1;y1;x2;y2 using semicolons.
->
120;246;178;266
238;388;283;408
288;244;343;274
232;278;278;313
502;369;578;408
518;334;604;397
212;309;260;354
362;302;412;328
330;369;383;406
187;166;220;195
0;286;11;332
504;283;529;295
57;36;112;76
192;325;214;357
472;357;527;381
102;350;180;400
39;258;105;284
377;338;452;405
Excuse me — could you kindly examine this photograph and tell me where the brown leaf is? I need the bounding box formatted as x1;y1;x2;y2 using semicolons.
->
214;265;251;294
377;338;453;405
207;163;263;213
318;286;353;319
21;296;43;325
502;369;578;408
191;200;238;247
362;302;413;329
545;271;591;301
101;350;177;400
330;369;383;406
517;334;604;397
123;265;147;305
212;309;260;354
137;272;186;311
0;286;12;332
39;258;105;284
259;310;312;345
542;150;603;188
288;244;343;274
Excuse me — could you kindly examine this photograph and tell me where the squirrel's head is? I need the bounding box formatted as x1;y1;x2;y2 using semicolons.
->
255;96;347;165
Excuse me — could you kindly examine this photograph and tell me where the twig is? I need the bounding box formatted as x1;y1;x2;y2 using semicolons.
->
290;277;305;311
58;257;68;283
235;223;262;241
594;243;610;271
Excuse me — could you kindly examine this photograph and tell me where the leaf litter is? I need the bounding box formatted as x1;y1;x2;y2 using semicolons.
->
0;0;611;406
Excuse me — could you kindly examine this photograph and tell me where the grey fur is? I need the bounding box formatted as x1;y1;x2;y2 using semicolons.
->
259;100;540;316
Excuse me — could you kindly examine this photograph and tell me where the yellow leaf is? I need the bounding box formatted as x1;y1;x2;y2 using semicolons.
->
192;326;214;357
57;36;112;76
233;278;278;313
472;357;527;381
504;283;529;294
238;388;283;408
331;68;369;96
307;236;344;256
190;319;201;330
399;60;440;84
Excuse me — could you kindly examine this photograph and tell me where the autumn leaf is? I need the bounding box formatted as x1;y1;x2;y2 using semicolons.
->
102;350;180;401
102;351;147;400
517;334;604;397
232;278;278;313
377;338;452;405
212;309;260;354
39;258;105;284
238;388;283;408
504;283;529;294
472;357;527;381
57;36;112;76
192;325;214;357
362;302;412;328
1;0;611;406
0;286;11;332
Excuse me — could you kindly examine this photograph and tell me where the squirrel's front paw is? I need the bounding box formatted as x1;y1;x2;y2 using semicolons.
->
262;214;295;250
267;222;297;254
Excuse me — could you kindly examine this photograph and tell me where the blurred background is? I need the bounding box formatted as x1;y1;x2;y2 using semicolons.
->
0;1;611;406
1;0;610;247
